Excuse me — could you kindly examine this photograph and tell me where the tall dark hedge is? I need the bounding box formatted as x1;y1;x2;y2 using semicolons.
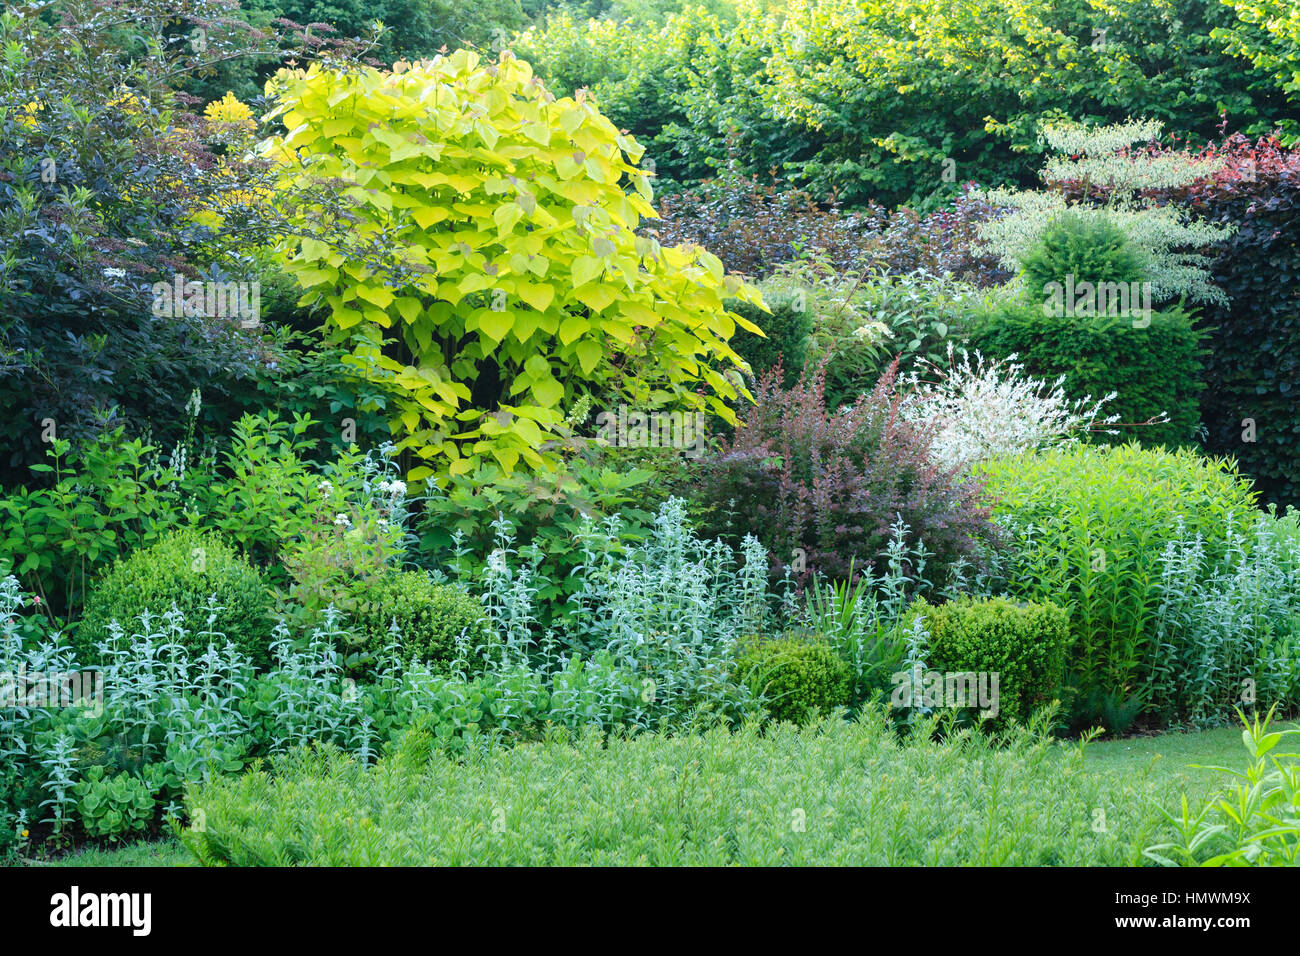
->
1133;135;1300;506
966;300;1207;450
726;292;813;389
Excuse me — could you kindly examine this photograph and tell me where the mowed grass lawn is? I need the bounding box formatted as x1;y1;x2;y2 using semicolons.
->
24;720;1284;868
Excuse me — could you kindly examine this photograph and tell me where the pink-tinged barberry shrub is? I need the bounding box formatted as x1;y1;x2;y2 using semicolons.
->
687;363;996;585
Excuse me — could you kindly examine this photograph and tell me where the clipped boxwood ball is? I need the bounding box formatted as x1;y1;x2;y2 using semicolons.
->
737;635;851;725
344;571;490;676
78;527;274;667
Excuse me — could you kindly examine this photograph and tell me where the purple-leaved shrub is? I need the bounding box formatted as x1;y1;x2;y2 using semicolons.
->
688;363;996;586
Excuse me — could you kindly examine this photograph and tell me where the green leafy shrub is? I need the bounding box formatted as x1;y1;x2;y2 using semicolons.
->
1217;0;1300;114
206;326;395;460
345;572;490;677
0;429;195;620
73;767;155;842
737;636;851;725
1018;210;1149;296
966;298;1206;449
813;270;1010;409
977;444;1260;728
78;528;274;667
902;596;1071;729
388;664;552;757
749;258;1017;410
519;0;1291;209
416;453;661;619
0;410;414;629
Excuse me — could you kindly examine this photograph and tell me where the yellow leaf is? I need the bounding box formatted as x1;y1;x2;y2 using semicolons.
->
515;282;554;312
572;255;602;288
575;338;603;374
558;315;588;345
334;307;364;329
411;207;449;229
357;284;394;308
477;309;512;342
574;283;617;313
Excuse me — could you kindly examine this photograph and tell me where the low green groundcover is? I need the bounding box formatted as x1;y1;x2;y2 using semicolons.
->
183;711;1181;866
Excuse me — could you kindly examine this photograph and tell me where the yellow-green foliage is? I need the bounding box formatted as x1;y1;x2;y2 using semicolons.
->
737;635;851;724
345;571;489;678
977;445;1260;720
265;50;764;482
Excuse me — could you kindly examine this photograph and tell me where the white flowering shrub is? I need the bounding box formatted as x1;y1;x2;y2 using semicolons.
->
899;345;1119;472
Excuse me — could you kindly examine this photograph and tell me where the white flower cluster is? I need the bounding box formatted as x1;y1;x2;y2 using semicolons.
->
851;320;891;344
376;478;407;499
900;345;1119;473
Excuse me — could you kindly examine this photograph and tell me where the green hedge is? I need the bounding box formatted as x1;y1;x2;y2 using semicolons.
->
1019;210;1149;297
966;299;1206;449
737;635;851;724
344;571;489;676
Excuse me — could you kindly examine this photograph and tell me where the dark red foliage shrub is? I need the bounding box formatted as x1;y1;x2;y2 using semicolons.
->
1063;132;1300;504
649;171;867;278
649;173;1010;285
687;362;995;585
850;190;1012;287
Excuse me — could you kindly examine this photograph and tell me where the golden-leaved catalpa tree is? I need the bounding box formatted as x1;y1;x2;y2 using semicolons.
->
263;49;765;483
